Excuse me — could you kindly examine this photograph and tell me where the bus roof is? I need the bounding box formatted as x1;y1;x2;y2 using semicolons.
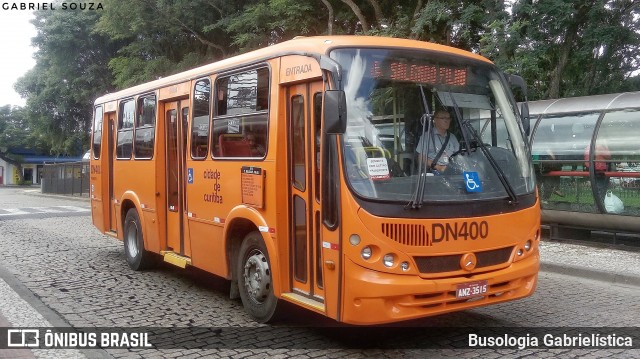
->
94;35;493;104
529;91;640;115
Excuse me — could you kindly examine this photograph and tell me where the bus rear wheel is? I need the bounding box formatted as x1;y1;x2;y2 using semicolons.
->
236;231;280;323
123;208;156;271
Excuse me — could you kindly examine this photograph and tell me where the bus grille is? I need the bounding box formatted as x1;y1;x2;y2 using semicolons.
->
414;246;514;274
381;223;429;246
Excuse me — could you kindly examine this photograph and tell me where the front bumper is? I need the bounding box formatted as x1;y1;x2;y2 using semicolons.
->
341;251;539;325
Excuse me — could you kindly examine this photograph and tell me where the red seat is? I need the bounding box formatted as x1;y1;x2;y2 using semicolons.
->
219;134;251;157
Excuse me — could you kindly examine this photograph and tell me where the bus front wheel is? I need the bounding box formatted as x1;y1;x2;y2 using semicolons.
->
123;208;155;271
236;231;280;323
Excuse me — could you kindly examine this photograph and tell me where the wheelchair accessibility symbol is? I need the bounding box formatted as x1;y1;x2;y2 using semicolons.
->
463;171;482;193
187;168;194;184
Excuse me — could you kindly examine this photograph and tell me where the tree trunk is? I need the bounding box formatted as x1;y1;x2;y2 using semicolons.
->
340;0;369;33
320;0;334;35
547;2;590;98
367;0;384;26
584;46;602;95
410;0;424;39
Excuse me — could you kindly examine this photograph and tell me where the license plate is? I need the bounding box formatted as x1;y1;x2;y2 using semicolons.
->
456;280;488;299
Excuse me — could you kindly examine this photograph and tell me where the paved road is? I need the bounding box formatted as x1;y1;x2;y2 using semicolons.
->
0;187;638;358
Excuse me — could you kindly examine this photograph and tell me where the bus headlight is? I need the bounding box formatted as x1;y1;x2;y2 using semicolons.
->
383;254;395;267
349;234;361;246
361;246;372;260
524;240;532;251
400;261;410;272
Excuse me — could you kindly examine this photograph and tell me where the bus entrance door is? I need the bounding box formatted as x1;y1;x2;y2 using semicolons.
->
107;113;116;233
287;82;326;308
164;101;189;258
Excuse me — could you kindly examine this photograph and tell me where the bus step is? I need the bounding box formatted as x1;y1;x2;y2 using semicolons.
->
161;251;192;269
281;292;325;313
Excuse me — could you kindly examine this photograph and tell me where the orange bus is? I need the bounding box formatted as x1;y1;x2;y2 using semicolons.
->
90;36;540;325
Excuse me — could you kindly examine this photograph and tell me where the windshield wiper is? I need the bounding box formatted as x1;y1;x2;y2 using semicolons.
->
447;92;519;205
406;85;433;209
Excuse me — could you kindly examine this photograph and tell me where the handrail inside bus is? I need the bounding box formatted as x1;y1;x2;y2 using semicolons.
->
543;170;640;178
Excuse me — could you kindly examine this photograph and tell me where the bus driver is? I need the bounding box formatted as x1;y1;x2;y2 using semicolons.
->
416;109;460;173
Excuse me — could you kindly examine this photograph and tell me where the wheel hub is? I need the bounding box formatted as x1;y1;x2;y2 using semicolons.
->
243;250;271;303
126;223;139;258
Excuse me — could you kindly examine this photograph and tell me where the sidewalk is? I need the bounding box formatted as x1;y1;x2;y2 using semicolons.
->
540;239;640;287
0;313;34;359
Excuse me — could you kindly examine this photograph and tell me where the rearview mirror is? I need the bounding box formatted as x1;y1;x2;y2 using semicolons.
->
323;90;346;134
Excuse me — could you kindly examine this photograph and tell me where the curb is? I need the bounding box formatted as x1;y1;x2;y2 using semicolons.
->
22;190;90;203
540;262;640;287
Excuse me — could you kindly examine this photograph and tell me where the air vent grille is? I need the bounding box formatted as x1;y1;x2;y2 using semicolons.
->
381;223;430;247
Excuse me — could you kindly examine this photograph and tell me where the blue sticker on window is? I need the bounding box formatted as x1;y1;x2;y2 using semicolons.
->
187;168;194;184
463;171;482;193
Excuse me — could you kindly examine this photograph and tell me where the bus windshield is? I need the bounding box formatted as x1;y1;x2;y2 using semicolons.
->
331;48;535;203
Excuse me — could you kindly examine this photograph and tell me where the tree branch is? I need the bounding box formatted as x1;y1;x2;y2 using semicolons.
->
0;152;20;167
176;18;226;57
206;2;224;17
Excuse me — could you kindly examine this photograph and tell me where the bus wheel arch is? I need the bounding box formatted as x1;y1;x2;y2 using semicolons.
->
120;199;137;235
224;210;280;291
225;218;255;282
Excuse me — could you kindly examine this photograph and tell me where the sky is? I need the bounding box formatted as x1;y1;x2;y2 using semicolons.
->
0;8;37;107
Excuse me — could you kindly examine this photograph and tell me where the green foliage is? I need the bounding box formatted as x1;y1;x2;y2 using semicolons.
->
224;0;319;51
0;105;48;171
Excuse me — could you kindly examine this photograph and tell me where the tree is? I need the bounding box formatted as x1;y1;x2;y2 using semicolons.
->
0;106;48;182
482;0;640;100
15;4;119;155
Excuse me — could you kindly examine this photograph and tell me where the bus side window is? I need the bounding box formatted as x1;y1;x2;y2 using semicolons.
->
191;78;211;160
134;94;156;159
116;99;135;159
213;68;269;159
